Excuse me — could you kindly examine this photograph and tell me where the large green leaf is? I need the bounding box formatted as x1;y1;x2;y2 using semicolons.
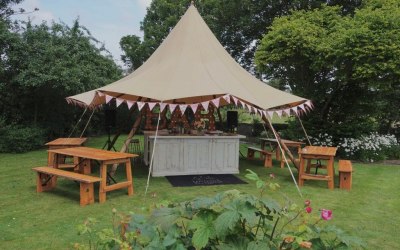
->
149;207;181;232
214;210;241;237
188;211;217;249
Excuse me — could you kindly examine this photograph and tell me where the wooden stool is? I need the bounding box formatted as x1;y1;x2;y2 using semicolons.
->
338;160;353;191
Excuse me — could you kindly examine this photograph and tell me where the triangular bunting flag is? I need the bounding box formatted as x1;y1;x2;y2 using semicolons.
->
190;103;199;114
305;100;313;109
276;110;283;118
137;102;146;111
232;96;239;106
201;101;209;111
169;104;177;113
246;104;252;112
97;91;104;97
127;101;135;109
223;94;231;104
105;95;113;104
160;103;167;113
292;107;298;115
284;108;291;116
148;102;157;111
179;104;188;115
116;98;124;107
211;98;220;107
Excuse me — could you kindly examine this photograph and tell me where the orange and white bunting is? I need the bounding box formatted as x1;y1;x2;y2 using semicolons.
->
105;95;113;104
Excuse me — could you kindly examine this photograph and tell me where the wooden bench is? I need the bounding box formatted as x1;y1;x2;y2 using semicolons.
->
338;160;353;190
247;147;272;167
32;166;102;206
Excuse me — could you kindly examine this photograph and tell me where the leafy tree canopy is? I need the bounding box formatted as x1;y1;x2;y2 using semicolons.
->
255;0;400;139
120;0;362;71
0;18;122;137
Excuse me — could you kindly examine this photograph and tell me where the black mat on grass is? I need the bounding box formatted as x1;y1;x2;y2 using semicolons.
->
166;174;247;187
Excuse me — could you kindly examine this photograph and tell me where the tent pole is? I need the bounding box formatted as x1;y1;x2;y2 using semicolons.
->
145;102;163;197
109;109;143;176
295;112;312;146
79;108;96;138
68;107;88;138
263;116;302;197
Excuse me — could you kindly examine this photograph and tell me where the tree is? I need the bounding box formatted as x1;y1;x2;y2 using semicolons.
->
0;19;122;137
255;0;400;140
120;0;362;72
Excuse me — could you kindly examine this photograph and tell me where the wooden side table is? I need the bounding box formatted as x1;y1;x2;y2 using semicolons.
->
298;146;337;190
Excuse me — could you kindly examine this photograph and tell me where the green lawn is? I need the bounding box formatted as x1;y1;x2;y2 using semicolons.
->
1;135;399;249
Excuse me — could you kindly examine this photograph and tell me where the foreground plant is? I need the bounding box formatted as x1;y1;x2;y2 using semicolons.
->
74;170;365;249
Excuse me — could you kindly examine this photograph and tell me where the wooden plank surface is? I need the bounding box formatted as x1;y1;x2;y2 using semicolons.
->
32;166;101;183
300;146;337;157
260;138;305;147
48;147;137;161
45;138;87;146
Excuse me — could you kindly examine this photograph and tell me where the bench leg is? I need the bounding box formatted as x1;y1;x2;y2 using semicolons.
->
263;154;272;167
36;172;56;192
80;183;95;206
247;149;255;159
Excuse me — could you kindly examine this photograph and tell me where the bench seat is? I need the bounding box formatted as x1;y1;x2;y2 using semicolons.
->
247;147;272;167
32;166;101;206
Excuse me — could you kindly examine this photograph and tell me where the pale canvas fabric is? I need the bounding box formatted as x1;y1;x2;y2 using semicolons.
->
67;5;307;110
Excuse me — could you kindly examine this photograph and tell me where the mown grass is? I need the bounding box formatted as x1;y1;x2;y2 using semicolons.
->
0;135;399;249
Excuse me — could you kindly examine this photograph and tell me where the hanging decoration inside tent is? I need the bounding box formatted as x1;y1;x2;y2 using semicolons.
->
194;105;216;131
169;108;190;132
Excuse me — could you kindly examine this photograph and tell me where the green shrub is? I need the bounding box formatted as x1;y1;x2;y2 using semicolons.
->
74;170;365;250
0;123;46;153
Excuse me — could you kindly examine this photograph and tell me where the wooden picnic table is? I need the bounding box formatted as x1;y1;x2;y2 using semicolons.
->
45;138;87;166
48;146;137;203
260;138;305;160
298;146;337;190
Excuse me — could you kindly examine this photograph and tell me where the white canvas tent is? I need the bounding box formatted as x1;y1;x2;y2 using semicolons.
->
67;3;308;196
66;4;310;114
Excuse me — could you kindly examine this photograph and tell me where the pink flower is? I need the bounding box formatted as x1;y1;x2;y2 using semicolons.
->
269;173;275;179
321;209;332;220
304;199;311;207
305;206;312;213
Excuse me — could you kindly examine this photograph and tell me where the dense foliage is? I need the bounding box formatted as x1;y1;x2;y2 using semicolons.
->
74;171;365;249
120;0;361;71
255;0;400;142
0;1;122;152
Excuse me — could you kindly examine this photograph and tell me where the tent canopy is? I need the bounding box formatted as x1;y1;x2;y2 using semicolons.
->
67;4;308;111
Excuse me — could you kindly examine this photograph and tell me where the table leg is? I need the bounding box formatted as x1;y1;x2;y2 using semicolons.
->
327;157;335;190
99;162;107;203
298;157;305;187
79;159;91;174
276;146;281;161
125;159;134;196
